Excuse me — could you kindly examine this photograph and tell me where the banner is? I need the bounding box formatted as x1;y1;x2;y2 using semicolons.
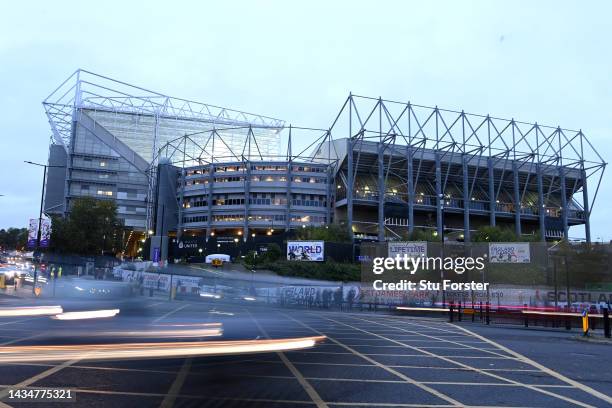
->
388;241;427;258
286;241;324;261
277;285;360;304
40;218;52;248
489;243;530;263
27;219;38;248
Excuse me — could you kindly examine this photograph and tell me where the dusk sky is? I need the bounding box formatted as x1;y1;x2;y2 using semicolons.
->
0;1;610;239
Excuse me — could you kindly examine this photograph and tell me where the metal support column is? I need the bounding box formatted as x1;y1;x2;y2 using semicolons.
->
462;155;470;242
326;165;332;225
435;153;443;237
407;147;414;235
286;160;292;231
206;164;214;241
177;168;185;241
559;167;568;239
346;137;354;240
243;160;250;241
537;164;546;242
378;141;385;242
488;158;496;226
513;161;522;237
582;168;591;244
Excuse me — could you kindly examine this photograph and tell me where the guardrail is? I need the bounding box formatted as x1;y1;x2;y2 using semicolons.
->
396;302;612;338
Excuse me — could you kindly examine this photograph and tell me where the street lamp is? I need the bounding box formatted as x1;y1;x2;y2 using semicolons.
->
24;161;65;294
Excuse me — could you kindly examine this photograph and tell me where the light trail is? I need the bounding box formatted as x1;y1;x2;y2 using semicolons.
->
0;336;326;363
51;309;120;320
200;293;221;299
39;323;223;339
0;306;63;317
397;306;449;312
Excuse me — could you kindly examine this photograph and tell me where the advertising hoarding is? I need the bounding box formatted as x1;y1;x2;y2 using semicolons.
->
489;242;531;263
388;241;427;258
287;241;324;261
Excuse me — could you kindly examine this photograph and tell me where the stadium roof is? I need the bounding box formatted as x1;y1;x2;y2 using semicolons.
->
43;69;285;148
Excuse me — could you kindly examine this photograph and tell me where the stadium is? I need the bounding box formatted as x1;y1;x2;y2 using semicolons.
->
42;70;606;261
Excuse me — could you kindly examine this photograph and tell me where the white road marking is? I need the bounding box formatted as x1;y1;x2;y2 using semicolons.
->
282;313;464;407
320;314;595;408
152;304;189;323
453;324;612;406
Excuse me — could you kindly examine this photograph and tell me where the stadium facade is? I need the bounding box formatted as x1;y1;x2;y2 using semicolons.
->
43;70;606;259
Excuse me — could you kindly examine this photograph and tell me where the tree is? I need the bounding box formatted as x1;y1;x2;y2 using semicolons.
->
264;243;282;261
472;226;518;242
294;224;351;242
50;197;123;255
402;228;441;242
0;228;28;250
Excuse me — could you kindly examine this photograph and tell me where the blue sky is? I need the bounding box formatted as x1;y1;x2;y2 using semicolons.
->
0;1;610;239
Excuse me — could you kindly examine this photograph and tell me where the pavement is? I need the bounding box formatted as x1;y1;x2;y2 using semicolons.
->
0;296;610;408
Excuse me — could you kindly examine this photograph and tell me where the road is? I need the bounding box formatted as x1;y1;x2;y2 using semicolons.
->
0;297;610;408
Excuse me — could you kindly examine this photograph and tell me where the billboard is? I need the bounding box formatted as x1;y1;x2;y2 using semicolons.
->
489;242;530;263
287;241;324;261
388;241;427;258
27;219;38;248
39;219;51;248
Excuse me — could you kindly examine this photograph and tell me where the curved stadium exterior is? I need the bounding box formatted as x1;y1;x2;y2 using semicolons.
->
43;70;606;260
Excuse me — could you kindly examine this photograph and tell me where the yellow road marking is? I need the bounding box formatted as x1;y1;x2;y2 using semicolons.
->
159;358;191;408
247;311;328;408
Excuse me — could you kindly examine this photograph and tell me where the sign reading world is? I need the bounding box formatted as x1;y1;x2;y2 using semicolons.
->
489;243;531;263
388;241;427;259
287;241;324;262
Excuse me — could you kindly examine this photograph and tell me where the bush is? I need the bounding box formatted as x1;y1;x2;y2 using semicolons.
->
253;260;360;282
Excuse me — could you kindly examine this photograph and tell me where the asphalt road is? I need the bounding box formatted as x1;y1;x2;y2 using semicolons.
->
0;297;610;408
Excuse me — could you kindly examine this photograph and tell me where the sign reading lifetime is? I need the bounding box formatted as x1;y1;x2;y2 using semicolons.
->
287;241;324;262
388;241;427;258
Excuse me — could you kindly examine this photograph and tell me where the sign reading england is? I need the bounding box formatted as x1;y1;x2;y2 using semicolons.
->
489;242;531;263
287;241;324;262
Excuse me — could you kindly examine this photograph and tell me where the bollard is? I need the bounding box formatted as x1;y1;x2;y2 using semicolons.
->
603;306;611;339
449;302;454;322
458;302;462;322
479;301;483;321
581;309;589;337
485;302;490;325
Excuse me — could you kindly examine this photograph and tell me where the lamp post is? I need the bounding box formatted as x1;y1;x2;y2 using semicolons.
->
24;161;65;294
